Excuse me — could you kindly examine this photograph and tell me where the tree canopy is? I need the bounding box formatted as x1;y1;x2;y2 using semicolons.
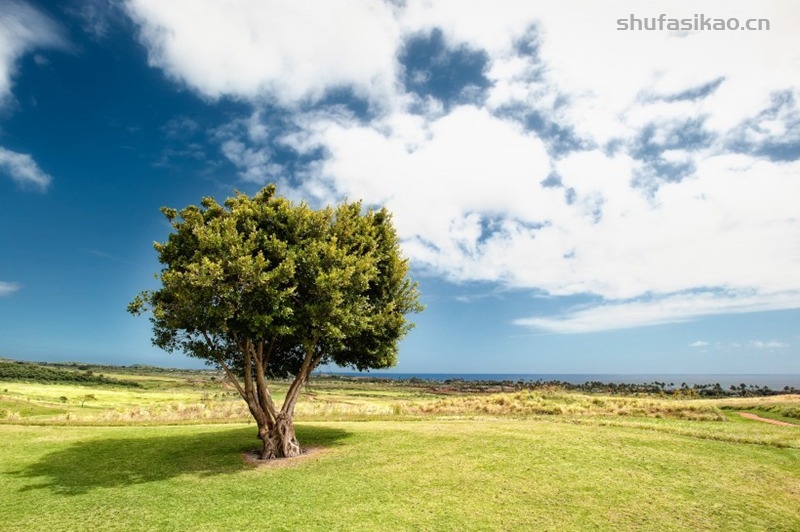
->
129;185;422;458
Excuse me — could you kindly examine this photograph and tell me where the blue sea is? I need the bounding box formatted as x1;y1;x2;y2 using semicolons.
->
320;372;800;390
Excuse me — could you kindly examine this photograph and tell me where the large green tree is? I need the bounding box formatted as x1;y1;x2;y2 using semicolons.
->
129;185;422;459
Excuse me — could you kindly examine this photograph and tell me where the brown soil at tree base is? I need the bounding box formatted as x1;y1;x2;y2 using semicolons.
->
737;412;797;426
241;445;326;467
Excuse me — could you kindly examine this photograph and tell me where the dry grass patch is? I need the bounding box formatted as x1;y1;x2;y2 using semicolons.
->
399;389;727;421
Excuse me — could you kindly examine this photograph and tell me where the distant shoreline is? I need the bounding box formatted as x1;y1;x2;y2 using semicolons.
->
319;372;800;390
3;357;799;391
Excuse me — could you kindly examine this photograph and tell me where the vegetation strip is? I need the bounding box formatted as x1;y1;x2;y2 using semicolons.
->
0;360;141;388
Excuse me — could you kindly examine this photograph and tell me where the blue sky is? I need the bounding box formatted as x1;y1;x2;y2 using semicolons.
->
1;0;799;374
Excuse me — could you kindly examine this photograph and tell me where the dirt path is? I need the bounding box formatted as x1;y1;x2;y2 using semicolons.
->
737;412;797;426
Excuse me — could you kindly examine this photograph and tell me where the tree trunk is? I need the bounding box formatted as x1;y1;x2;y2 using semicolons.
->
259;412;301;460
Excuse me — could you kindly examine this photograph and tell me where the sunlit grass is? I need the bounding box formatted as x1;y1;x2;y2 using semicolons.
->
2;375;799;530
1;420;798;531
0;382;212;414
4;378;799;427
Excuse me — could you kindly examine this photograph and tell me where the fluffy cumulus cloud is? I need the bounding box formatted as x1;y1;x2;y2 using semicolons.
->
0;0;63;189
124;0;402;106
125;0;800;332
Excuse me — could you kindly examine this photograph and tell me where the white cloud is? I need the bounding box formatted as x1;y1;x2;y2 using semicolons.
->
220;139;284;184
475;0;800;146
124;0;402;106
514;290;800;334
126;0;800;332
0;0;65;106
688;339;789;351
0;0;64;190
284;104;557;281
749;340;789;350
0;146;52;189
0;281;21;296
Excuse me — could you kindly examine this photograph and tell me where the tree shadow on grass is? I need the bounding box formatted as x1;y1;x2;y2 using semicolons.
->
10;424;350;496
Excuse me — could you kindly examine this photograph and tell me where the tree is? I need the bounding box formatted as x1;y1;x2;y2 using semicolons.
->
129;185;422;459
79;394;96;408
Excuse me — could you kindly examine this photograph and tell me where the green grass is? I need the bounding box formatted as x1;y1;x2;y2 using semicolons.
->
0;396;67;418
1;420;798;531
1;375;799;530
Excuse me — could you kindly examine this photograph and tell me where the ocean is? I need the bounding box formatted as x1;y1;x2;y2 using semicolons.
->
320;372;800;390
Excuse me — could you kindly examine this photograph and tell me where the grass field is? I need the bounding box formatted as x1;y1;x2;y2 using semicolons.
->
1;368;799;530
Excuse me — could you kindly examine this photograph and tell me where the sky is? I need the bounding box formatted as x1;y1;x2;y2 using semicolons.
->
0;0;799;375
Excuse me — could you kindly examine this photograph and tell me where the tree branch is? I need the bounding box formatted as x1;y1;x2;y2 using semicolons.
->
252;339;278;421
201;331;247;399
282;341;317;417
242;338;256;403
264;338;274;368
310;350;325;372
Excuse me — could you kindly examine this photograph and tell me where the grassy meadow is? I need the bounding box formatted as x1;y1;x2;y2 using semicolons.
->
1;364;799;530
